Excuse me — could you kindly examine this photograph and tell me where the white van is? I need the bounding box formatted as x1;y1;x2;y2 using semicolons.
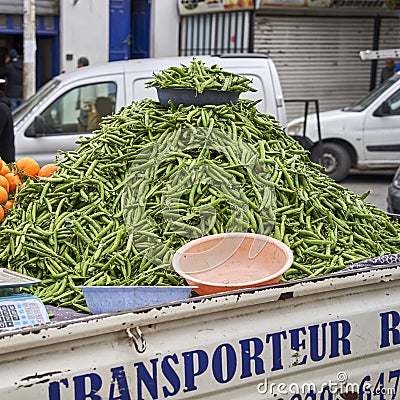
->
286;73;400;182
13;54;286;166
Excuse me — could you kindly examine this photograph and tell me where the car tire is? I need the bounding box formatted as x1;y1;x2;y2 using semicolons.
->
311;142;351;182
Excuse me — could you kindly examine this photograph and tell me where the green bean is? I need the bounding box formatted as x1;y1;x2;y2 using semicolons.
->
146;58;256;94
0;70;399;314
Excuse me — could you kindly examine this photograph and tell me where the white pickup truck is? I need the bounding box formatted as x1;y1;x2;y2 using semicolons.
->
0;265;399;400
287;73;400;182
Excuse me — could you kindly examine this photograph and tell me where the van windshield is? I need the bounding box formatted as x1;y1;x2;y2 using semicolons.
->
344;73;400;112
13;79;61;124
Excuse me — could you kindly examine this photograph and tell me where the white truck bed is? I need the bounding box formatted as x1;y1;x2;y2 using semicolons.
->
0;266;399;400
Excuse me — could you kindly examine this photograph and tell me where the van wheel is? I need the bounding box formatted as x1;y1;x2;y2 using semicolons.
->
311;142;351;182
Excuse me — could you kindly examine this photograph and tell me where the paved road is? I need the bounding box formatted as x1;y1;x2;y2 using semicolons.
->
339;169;396;212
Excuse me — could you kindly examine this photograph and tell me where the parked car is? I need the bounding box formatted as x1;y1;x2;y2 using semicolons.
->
12;54;286;166
387;167;400;214
286;73;400;182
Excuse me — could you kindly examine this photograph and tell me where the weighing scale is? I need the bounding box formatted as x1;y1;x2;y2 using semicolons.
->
0;268;49;331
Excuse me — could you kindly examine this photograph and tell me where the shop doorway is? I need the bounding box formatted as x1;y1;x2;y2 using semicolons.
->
109;0;151;61
0;15;59;91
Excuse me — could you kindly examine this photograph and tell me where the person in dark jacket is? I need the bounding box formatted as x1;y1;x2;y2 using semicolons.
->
1;49;23;111
0;80;16;163
381;58;395;83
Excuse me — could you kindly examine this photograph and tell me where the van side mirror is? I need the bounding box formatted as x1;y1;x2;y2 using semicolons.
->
374;101;391;117
25;116;46;137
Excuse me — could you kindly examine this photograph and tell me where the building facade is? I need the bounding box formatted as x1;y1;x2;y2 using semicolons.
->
175;0;400;120
0;0;179;85
0;0;59;87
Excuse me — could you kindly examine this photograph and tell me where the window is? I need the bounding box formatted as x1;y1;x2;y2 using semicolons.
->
14;78;60;124
387;90;400;115
180;12;252;56
346;74;400;112
37;82;117;135
132;78;158;101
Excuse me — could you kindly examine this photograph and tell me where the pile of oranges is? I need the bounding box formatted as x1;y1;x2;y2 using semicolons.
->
0;157;58;222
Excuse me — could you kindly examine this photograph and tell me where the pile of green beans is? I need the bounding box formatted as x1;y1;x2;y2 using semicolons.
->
146;58;257;93
0;97;399;312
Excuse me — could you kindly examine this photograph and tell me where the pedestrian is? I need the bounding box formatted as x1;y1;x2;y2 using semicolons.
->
0;49;23;111
77;56;89;68
0;79;16;164
381;58;395;83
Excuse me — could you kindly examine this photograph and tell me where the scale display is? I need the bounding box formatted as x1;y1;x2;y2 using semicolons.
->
0;295;49;329
0;269;49;331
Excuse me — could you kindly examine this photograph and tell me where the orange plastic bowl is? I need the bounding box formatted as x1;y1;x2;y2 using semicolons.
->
172;232;293;296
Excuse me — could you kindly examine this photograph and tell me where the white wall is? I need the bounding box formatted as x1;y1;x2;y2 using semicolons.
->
59;0;178;73
151;0;180;58
60;0;109;73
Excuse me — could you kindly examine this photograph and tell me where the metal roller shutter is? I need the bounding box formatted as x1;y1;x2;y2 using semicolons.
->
254;15;376;122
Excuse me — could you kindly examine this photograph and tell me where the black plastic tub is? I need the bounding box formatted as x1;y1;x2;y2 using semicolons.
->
157;87;241;107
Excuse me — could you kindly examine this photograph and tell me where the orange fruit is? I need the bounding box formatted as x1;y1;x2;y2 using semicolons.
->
0;187;8;204
0;175;9;193
38;164;58;178
0;207;4;223
4;200;13;213
0;161;10;176
5;173;21;194
16;157;40;177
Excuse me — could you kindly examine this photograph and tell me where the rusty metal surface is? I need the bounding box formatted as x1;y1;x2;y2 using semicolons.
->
45;305;87;323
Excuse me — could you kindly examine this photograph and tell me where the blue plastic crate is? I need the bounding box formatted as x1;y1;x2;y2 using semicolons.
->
78;286;195;314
